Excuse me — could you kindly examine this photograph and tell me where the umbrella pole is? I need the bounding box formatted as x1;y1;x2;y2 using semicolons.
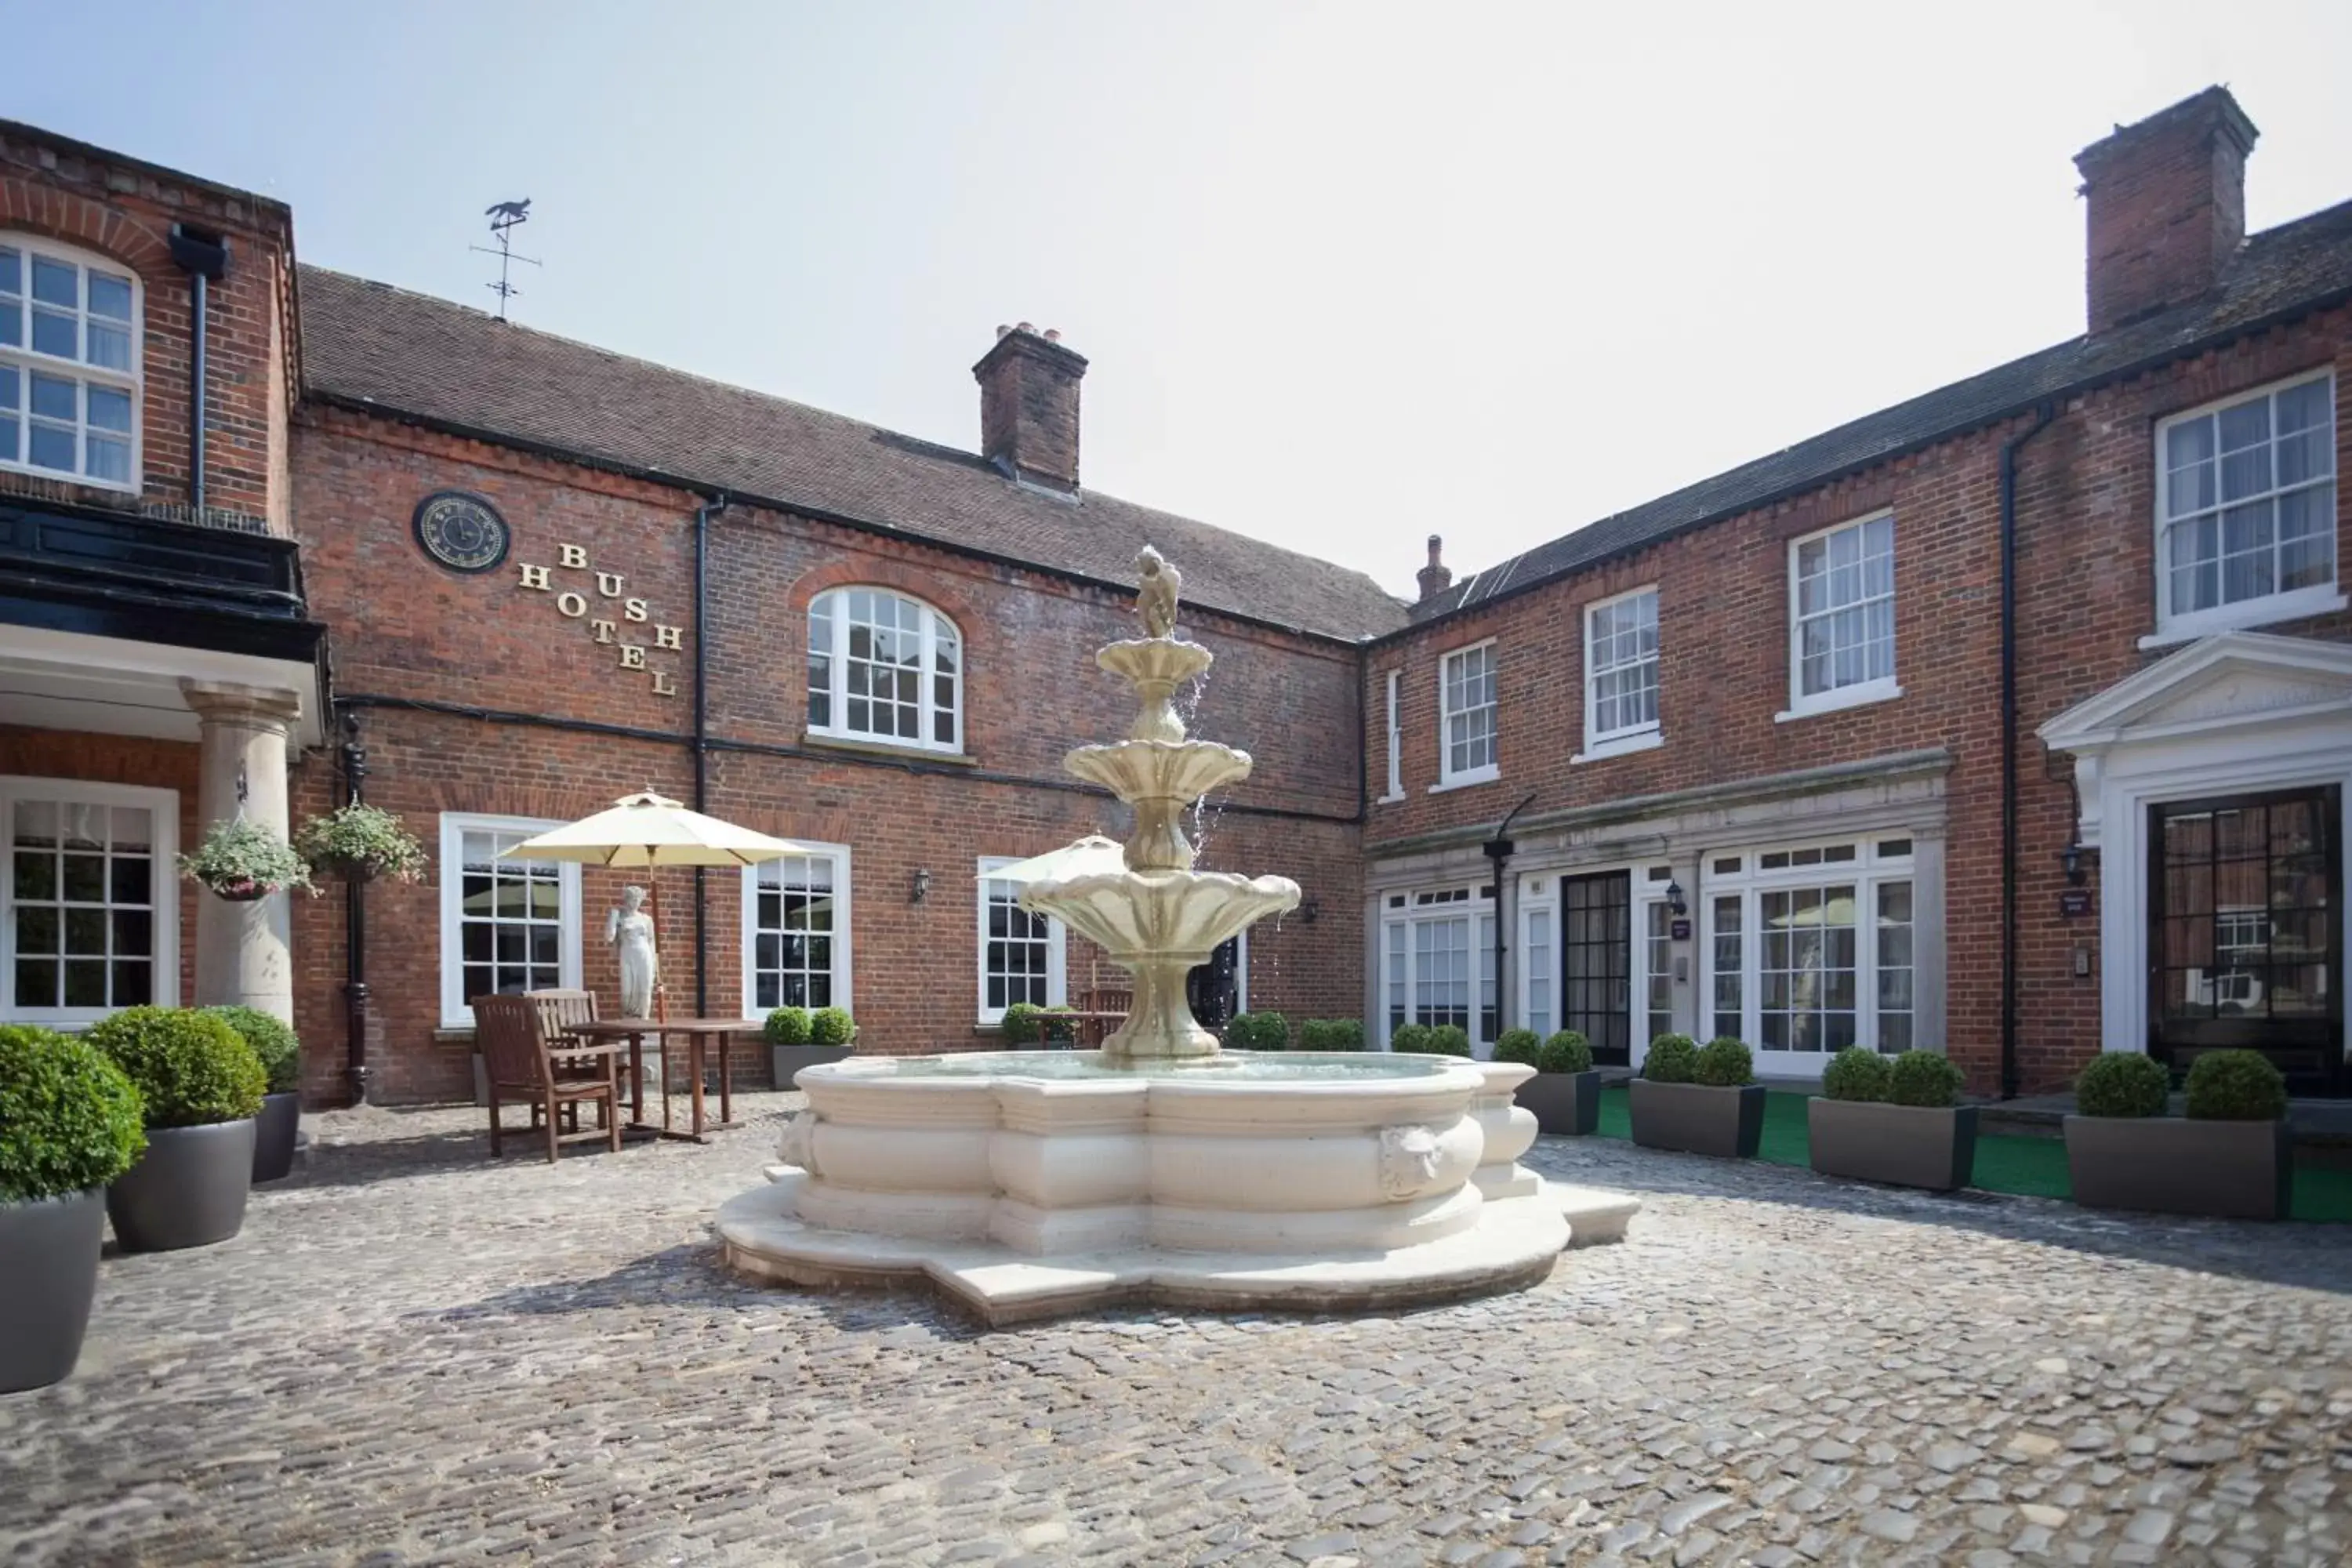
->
649;873;670;1022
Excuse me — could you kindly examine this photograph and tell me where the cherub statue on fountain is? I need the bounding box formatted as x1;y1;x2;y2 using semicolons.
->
1135;545;1181;640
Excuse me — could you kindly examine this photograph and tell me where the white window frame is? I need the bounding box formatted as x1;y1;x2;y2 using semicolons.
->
1700;837;1918;1062
0;777;178;1025
1515;874;1555;1040
806;587;965;754
0;234;142;494
1377;670;1404;802
1779;510;1900;722
1433;638;1499;790
976;855;1066;1025
1377;881;1497;1051
739;841;853;1018
2145;369;2343;648
1577;584;1664;763
437;813;584;1029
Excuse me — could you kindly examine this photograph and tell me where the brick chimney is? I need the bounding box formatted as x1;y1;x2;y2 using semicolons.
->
1416;535;1453;603
2074;87;2258;335
974;322;1087;491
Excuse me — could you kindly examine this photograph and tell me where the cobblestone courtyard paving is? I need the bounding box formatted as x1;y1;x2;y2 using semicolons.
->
4;1091;2349;1568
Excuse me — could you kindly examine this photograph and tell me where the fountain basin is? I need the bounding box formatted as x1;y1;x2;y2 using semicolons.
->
717;1054;1591;1323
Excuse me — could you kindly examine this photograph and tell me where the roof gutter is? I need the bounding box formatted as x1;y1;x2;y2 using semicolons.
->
299;390;1395;651
1367;284;2352;648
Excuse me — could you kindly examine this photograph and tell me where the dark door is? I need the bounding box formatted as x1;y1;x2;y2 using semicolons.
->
2150;785;2342;1096
1562;871;1633;1066
1188;937;1243;1033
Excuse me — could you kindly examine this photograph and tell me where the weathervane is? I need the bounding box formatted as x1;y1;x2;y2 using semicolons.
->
474;199;539;321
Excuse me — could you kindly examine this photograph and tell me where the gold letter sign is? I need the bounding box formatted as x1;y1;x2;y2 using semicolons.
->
497;533;681;699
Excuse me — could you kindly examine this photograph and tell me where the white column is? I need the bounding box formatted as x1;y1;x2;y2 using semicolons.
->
183;680;303;1024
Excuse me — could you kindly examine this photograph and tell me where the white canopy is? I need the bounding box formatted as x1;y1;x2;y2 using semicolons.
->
980;835;1127;885
501;791;818;867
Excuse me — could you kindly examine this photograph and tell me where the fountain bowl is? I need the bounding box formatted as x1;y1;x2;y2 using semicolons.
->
717;1052;1588;1324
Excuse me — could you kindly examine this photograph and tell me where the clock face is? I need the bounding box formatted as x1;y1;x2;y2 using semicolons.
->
412;491;510;573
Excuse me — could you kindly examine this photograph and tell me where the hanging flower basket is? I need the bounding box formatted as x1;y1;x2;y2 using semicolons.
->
294;804;429;884
178;819;314;902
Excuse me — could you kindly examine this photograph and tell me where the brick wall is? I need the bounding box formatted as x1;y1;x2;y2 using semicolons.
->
0;125;296;533
1365;305;2352;1094
289;407;1366;1103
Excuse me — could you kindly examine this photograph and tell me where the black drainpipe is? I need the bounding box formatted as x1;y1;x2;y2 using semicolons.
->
166;226;229;519
1999;402;2057;1100
1482;792;1539;1039
691;492;728;1016
339;710;372;1105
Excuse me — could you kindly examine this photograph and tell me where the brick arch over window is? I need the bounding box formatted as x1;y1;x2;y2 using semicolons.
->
802;580;968;753
0;183;174;282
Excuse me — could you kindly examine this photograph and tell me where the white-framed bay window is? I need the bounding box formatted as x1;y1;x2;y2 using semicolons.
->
807;587;964;753
1379;883;1497;1051
2;778;177;1025
1782;511;1897;720
1;235;140;491
740;842;851;1015
1579;585;1661;761
977;855;1065;1024
1701;837;1918;1063
438;814;583;1029
2151;370;2340;644
1435;640;1497;789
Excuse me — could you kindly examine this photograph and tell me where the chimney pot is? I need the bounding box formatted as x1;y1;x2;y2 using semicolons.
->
1044;328;1062;343
974;323;1089;491
996;324;1012;339
1416;535;1454;604
2075;86;2258;333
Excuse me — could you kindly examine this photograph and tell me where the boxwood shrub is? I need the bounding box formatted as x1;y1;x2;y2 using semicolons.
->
1297;1019;1366;1053
1223;1011;1290;1051
202;1005;300;1095
1493;1028;1542;1066
88;1007;264;1129
1537;1029;1592;1075
1643;1033;1697;1083
1821;1045;1891;1103
1426;1024;1473;1057
811;1007;857;1048
2183;1049;2286;1122
1887;1049;1964;1108
2076;1051;2170;1119
764;1007;812;1047
1693;1036;1755;1087
1000;1002;1044;1044
1389;1023;1436;1054
0;1024;146;1203
1038;1006;1080;1047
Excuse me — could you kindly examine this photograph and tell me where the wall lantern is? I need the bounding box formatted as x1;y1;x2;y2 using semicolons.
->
1298;896;1321;924
911;867;932;904
2058;844;2094;887
1664;880;1687;917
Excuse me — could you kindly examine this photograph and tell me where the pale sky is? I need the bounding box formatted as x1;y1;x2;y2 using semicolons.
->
13;1;2351;597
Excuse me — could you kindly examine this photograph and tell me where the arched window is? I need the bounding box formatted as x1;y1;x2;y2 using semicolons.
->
0;234;140;491
806;587;963;751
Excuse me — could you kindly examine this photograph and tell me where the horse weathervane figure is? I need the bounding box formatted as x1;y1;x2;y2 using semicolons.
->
473;198;540;321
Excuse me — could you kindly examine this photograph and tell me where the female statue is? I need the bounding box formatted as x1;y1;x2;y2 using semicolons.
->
605;884;659;1018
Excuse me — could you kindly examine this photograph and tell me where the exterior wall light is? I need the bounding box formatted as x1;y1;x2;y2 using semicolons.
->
1664;880;1687;916
2058;844;2093;886
911;867;932;903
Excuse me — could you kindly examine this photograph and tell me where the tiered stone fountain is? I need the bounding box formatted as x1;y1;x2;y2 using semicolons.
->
717;550;1632;1323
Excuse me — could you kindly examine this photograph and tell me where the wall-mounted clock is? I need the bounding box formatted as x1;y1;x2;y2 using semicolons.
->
412;491;510;574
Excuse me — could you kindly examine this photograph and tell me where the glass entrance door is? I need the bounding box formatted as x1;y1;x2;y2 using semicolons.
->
1562;871;1632;1066
2150;785;2342;1095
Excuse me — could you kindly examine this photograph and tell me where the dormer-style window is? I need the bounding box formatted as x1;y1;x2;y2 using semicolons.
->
2151;371;2339;644
0;236;140;491
806;588;963;752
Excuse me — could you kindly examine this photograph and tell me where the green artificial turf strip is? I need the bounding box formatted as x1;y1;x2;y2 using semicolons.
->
1591;1085;2352;1220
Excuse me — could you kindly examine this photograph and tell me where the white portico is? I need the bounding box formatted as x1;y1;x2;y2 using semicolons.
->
2039;631;2352;1094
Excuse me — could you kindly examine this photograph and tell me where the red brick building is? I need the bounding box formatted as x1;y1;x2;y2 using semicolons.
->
2;85;2346;1104
1364;88;2350;1098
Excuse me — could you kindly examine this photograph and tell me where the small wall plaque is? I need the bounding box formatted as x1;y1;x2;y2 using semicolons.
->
2059;890;2094;917
413;490;511;574
1669;917;1693;940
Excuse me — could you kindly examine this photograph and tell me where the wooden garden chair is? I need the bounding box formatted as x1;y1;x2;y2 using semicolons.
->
474;993;622;1163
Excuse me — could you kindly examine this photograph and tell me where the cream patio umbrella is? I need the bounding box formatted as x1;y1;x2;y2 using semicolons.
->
503;790;819;1019
978;834;1127;888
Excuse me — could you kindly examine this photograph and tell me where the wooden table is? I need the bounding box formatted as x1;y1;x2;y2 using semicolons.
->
564;1018;762;1142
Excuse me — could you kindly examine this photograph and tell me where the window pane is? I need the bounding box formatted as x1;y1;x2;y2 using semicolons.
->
30;309;75;358
87;435;129;484
87;271;132;321
30;256;74;307
0;247;18;296
29;372;74;420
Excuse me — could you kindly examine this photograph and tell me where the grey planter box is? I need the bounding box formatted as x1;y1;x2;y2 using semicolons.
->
2065;1116;2292;1221
252;1091;301;1183
1629;1079;1766;1159
0;1189;106;1393
1515;1070;1602;1136
107;1119;256;1252
1809;1099;1978;1191
774;1044;853;1087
